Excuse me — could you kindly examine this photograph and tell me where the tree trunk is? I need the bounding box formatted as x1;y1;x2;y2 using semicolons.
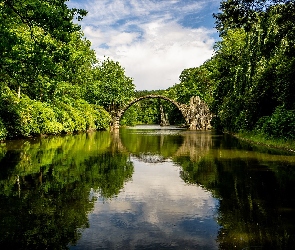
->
18;85;21;99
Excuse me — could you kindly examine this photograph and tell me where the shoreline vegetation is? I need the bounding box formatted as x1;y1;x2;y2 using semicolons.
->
0;86;112;141
232;132;295;154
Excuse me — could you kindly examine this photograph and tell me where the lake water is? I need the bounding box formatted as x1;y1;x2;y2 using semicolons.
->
1;125;295;249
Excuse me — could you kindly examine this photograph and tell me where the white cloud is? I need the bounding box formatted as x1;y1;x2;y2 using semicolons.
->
84;21;215;90
68;0;219;90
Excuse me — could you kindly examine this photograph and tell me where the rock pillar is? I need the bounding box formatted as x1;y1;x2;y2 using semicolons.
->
187;96;212;130
160;105;170;126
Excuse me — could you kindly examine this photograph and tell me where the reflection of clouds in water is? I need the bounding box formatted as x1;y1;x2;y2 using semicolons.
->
70;158;219;249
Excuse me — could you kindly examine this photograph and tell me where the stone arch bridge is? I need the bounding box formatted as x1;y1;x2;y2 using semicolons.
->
111;95;212;130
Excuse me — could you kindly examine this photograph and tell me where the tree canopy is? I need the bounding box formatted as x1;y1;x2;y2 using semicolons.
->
0;0;88;98
85;58;135;113
214;0;293;34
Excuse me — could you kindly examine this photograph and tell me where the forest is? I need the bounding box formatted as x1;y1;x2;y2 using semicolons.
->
1;0;295;145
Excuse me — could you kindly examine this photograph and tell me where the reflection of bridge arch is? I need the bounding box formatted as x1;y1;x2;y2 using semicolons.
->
112;95;189;129
111;129;213;163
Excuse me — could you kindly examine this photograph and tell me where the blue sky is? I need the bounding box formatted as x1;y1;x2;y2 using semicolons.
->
67;0;221;90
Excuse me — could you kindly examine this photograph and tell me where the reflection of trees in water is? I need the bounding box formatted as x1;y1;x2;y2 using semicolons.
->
176;135;295;250
216;160;295;249
173;131;213;161
0;132;134;249
0;129;217;249
0;172;93;249
113;127;295;250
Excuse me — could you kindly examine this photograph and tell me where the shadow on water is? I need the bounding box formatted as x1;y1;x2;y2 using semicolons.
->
0;127;295;249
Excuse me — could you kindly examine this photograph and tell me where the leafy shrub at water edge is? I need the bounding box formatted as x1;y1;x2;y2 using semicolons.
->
256;106;295;140
0;87;111;139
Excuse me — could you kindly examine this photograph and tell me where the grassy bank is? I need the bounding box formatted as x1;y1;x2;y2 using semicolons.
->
233;131;295;153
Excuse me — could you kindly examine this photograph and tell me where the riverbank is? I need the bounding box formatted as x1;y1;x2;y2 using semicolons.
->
232;131;295;153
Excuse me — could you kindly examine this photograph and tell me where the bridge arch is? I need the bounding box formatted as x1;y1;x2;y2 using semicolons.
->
111;95;212;130
112;95;189;128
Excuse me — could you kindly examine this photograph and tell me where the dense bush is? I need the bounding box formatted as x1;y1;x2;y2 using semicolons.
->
0;87;111;139
0;118;8;140
120;106;139;126
54;99;111;133
73;99;111;131
0;86;24;137
0;90;63;137
91;104;112;130
21;97;63;136
256;107;295;140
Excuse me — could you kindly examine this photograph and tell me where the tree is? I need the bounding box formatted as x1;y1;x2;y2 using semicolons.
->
211;2;295;135
0;0;88;100
0;1;116;139
214;0;292;34
169;63;215;105
86;58;135;113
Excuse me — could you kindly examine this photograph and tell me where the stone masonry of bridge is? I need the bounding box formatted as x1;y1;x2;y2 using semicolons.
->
111;95;212;130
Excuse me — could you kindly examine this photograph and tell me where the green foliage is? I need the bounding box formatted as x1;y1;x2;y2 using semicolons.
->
0;118;8;140
121;96;184;126
0;90;62;137
256;106;295;139
86;58;135;112
21;97;63;136
166;1;295;140
0;86;110;139
214;0;290;34
136;99;160;124
1;0;87;41
0;0;146;137
135;89;166;98
0;0;92;102
72;100;111;131
168;63;215;105
208;2;295;137
51;100;111;133
120;105;139;126
119;89;184;126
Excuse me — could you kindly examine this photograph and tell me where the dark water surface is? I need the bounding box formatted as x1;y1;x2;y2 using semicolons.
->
1;125;295;249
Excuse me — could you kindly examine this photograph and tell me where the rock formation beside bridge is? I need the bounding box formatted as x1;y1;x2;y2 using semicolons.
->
186;96;212;130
